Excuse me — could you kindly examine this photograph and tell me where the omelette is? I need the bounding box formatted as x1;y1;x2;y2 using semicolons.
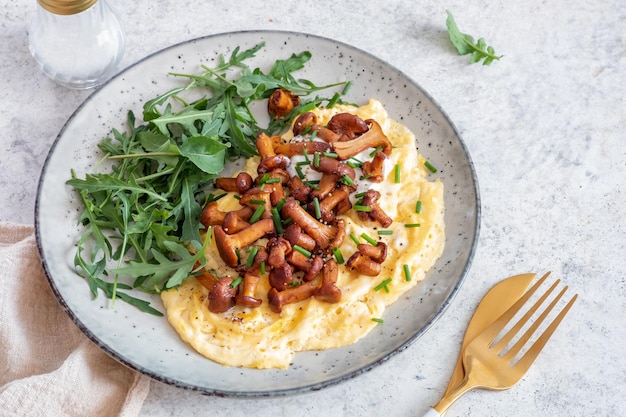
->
161;99;445;369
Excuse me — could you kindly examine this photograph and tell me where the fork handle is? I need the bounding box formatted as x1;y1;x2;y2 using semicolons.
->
421;408;441;417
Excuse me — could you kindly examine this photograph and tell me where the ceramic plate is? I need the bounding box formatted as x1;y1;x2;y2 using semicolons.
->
35;30;480;396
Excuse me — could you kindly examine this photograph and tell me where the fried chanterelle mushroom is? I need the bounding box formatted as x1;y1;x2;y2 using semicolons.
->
202;94;396;313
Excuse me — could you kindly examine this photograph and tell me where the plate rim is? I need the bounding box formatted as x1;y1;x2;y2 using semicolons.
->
34;29;481;397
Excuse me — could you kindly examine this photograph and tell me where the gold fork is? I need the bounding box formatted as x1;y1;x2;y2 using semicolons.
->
422;272;578;416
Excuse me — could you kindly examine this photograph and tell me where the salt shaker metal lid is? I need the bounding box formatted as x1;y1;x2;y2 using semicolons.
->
37;0;98;15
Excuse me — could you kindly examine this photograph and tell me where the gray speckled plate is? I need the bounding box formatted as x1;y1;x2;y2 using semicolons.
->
35;30;480;397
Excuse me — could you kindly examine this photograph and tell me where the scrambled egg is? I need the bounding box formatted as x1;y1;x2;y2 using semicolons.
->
161;99;445;369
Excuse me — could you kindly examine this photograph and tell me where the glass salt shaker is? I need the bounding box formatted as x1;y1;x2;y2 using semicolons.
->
28;0;125;89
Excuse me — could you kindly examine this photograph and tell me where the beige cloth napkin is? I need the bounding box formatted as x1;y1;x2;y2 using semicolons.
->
0;223;150;417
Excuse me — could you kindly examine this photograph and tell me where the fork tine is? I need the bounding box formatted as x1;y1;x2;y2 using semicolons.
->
478;272;551;346
502;284;568;362
513;292;577;372
492;279;560;353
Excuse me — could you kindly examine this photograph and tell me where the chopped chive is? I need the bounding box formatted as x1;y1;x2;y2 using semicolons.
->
342;174;354;186
313;197;322;219
341;81;352;95
346;161;361;169
293;245;312;258
377;230;393;235
415;200;422;213
424;160;438;173
394;164;401;183
349;157;363;167
354;205;371;212
371;317;384;324
230;277;243;288
275;198;286;212
260;261;266;275
374;278;392;292
354;191;367;198
246;247;260;268
235;248;241;264
249;205;265;223
359;174;372;181
309;130;318;141
327;92;341;108
332;247;345;264
322;152;338;158
360;232;378;246
313;152;320;168
296;161;310;166
302;147;310;162
405;223;421;228
271;207;284;234
258;173;270;184
233;194;242;200
349;233;360;245
295;164;305;179
301;125;312;135
403;264;411;281
248;199;266;205
265;178;281;184
369;146;383;158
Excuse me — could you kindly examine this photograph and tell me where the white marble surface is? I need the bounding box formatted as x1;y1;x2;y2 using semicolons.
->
2;0;624;416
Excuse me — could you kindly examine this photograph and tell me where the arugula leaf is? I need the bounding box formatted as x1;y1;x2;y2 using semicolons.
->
445;11;502;65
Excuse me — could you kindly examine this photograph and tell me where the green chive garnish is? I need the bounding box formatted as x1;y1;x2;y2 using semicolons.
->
314;152;320;168
271;207;284;234
374;278;392;292
295;164;305;179
349;233;360;245
230;276;243;288
249;205;265;223
260;261;266;275
332;247;345;264
403;264;411;281
354;205;371;212
371;317;384;324
246;247;260;268
327;92;341;108
322;152;338;158
405;223;421;228
342;174;354;186
293;245;312;258
248;199;266;205
360;232;378;246
394;164;401;183
310;130;318;141
415;200;422;213
424;160;438;173
302;148;310;162
377;230;393;235
313;197;322;219
341;81;352;95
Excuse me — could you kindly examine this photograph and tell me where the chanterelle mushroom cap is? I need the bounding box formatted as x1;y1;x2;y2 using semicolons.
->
208;276;238;313
327;113;369;142
268;89;299;120
281;198;338;250
214;218;276;267
314;258;342;303
332;119;392;160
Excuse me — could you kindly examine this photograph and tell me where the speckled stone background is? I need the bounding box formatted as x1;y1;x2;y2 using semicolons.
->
2;0;624;416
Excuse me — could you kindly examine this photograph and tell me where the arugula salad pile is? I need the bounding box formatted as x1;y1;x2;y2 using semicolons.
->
67;42;349;315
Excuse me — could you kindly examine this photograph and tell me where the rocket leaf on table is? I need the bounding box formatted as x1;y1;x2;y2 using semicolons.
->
445;11;502;65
